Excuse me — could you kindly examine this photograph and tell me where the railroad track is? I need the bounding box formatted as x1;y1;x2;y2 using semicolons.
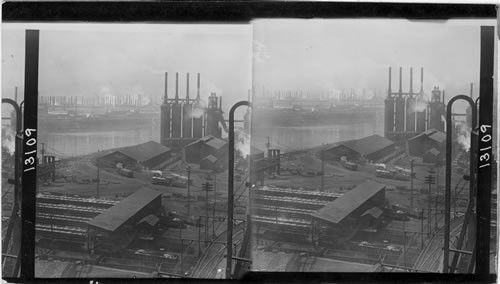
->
413;216;465;272
191;228;244;278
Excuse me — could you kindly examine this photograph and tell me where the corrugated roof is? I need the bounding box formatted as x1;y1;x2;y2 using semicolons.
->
204;137;227;150
426;129;446;143
311;181;385;224
425;148;441;156
332;135;394;157
115;141;171;163
362;207;383;219
87;188;162;232
201;155;218;163
138;214;160;227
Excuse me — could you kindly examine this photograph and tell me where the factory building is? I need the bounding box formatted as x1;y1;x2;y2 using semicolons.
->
422;148;442;164
99;141;172;170
407;128;446;158
86;188;162;253
324;134;395;163
311;181;386;246
160;72;226;149
183;135;228;165
200;155;219;171
384;67;446;143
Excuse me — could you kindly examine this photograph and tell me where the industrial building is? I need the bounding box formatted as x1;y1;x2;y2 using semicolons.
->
87;188;163;253
407;128;446;158
323;134;394;163
159;72;227;149
422;148;442;164
99;141;172;170
311;181;386;246
183;135;228;165
200;155;220;171
384;67;446;143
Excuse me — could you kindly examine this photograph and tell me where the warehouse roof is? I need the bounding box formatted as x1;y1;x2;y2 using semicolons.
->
362;207;383;219
87;188;162;232
425;148;441;156
328;135;394;157
185;135;227;150
410;129;446;144
311;181;385;224
110;141;170;163
201;155;218;163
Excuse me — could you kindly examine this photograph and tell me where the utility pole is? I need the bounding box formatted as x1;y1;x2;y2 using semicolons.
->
198;216;202;257
212;170;217;239
202;181;212;243
410;159;414;209
187;166;191;217
424;172;436;236
321;145;325;192
96;150;100;199
420;209;424;250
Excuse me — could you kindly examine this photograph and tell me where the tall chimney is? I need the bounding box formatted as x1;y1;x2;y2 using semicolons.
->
420;67;424;94
470;82;473;98
442;90;445;103
197;73;200;100
388;67;392;97
14;86;18;103
175;72;179;103
409;67;413;95
219;96;222;110
399;67;402;94
164;72;168;103
186;73;190;101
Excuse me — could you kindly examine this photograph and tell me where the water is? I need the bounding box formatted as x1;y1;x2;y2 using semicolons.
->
38;119;161;158
251;109;384;152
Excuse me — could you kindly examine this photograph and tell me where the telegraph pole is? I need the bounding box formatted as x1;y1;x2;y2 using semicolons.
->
187;166;191;216
212;170;217;238
96;150;100;199
202;181;212;243
321;144;325;192
424;171;435;236
410;159;414;209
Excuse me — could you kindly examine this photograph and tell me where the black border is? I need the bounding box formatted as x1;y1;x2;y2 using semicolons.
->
2;1;497;283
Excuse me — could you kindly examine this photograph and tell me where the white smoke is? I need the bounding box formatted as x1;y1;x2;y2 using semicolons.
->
235;128;251;158
190;100;207;119
2;127;16;154
456;123;471;151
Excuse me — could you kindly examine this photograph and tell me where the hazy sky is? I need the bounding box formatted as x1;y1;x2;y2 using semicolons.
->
2;23;253;114
252;19;496;107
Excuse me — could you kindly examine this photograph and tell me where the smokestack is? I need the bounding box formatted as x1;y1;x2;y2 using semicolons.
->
14;86;18;103
197;73;200;100
409;67;413;95
399;67;402;94
175;72;179;103
164;72;168;103
219;96;222;110
470;82;473;98
420;67;424;94
186;72;190;101
442;90;445;103
388;67;392;97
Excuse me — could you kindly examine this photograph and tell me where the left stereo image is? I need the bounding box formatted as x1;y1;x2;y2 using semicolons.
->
1;23;253;279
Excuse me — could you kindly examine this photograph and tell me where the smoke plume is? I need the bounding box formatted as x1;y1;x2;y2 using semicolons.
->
1;127;16;154
235;128;251;158
456;123;471;151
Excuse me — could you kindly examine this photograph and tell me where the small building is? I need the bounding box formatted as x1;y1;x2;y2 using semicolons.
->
100;141;171;170
200;155;219;171
422;148;442;164
183;135;228;164
86;188;162;253
311;181;386;246
324;135;395;162
407;128;446;158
